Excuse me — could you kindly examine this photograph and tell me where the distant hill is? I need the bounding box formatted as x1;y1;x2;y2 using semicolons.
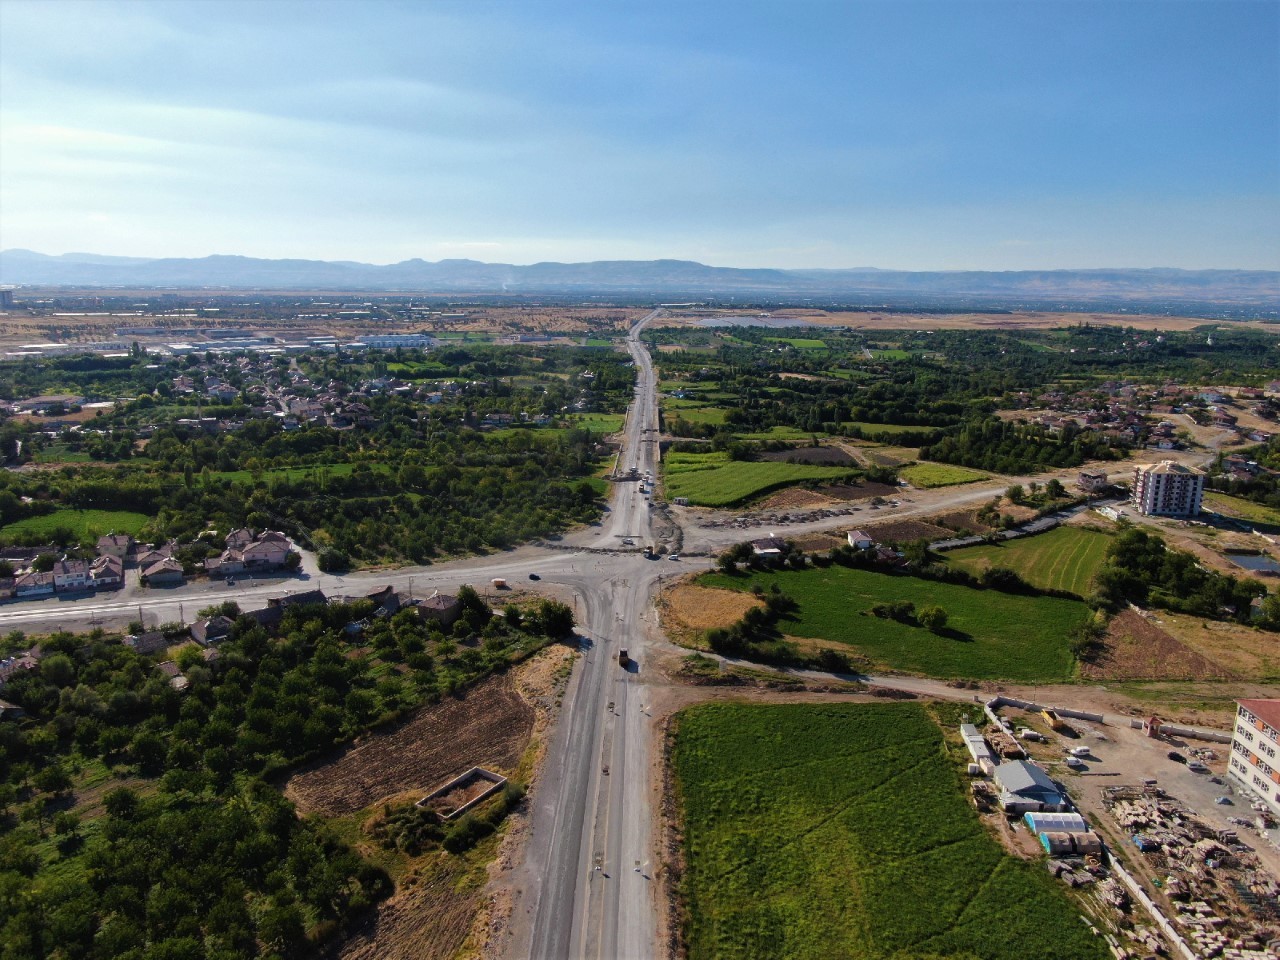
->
2;248;1276;304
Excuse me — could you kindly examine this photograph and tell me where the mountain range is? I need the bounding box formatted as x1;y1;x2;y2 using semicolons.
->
2;249;1277;304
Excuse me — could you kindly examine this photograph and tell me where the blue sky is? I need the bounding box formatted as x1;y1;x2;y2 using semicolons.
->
1;0;1276;269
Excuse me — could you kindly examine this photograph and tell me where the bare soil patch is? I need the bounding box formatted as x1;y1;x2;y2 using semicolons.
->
757;446;855;466
660;583;764;645
755;487;835;511
790;533;844;553
1156;612;1280;681
859;518;953;542
285;675;534;817
816;481;900;501
1080;610;1233;681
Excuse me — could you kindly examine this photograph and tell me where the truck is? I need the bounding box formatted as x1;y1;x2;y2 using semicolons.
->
1040;709;1068;732
643;543;654;558
618;648;630;667
491;577;508;589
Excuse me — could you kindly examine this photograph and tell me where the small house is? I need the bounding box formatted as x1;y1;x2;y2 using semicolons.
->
89;555;124;589
750;536;786;557
415;593;462;628
52;557;90;592
96;533;135;560
191;615;235;646
14;571;55;598
142;558;185;586
847;530;875;550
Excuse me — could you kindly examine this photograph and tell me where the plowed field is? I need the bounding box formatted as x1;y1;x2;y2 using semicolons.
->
285;675;534;816
1080;610;1233;681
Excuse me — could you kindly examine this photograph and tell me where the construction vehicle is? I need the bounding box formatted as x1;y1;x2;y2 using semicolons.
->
643;543;654;558
1041;708;1068;732
618;648;630;667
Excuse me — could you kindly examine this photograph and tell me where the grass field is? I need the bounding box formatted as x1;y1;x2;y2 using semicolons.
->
700;565;1087;680
674;702;1106;960
843;422;938;438
665;406;729;425
211;462;396;483
664;452;857;507
1203;492;1280;528
732;426;831;442
900;462;990;488
570;413;625;433
947;526;1111;597
1;508;151;543
764;337;827;350
32;444;93;463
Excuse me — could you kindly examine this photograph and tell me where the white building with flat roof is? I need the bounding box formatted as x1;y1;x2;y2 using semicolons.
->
1132;460;1204;517
1229;699;1280;819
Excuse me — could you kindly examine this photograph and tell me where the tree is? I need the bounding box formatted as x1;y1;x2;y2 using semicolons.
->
918;606;948;633
1005;484;1025;505
536;599;575;639
1045;478;1066;499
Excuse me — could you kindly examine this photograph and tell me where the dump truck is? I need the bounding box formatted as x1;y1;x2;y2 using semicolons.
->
643;543;654;558
1041;708;1068;732
618;648;630;667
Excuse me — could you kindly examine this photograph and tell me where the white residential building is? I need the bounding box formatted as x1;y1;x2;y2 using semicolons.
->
1229;699;1280;820
1132;460;1204;517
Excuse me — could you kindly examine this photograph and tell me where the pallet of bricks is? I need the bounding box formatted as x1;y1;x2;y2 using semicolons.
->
1103;787;1280;959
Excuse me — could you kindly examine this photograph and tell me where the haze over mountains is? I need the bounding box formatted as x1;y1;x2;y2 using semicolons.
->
2;249;1277;304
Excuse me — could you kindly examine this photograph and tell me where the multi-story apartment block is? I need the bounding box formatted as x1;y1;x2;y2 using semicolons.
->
1229;699;1280;819
1132;460;1204;517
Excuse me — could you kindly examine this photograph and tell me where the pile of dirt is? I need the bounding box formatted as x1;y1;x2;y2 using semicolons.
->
284;675;534;817
860;519;952;543
756;446;856;466
817;481;900;501
1081;610;1235;681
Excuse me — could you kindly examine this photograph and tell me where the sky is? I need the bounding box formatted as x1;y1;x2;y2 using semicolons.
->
1;0;1277;270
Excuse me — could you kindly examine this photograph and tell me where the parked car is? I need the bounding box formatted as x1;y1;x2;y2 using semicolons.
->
1167;751;1186;764
528;573;541;581
1187;761;1210;774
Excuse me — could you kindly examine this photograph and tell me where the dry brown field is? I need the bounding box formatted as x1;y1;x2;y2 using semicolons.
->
284;674;533;816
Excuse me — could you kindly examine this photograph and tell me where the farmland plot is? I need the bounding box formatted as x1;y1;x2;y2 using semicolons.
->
664;451;858;507
946;526;1111;597
701;566;1087;681
674;702;1106;960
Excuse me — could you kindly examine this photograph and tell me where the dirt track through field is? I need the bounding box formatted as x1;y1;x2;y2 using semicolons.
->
285;675;534;816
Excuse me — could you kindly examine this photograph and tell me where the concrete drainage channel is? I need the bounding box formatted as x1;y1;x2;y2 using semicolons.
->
416;767;508;820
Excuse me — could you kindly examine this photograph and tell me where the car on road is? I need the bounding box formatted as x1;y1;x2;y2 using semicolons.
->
667;554;680;561
1167;751;1186;763
622;537;635;545
528;573;541;580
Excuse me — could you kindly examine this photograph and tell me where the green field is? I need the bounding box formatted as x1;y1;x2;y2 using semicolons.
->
732;426;831;441
900;462;990;488
701;565;1087;680
674;702;1106;960
869;348;911;360
764;337;827;350
1203;492;1280;528
664;452;857;507
32;444;93;464
844;419;936;435
947;526;1111;597
211;462;393;483
1;508;151;543
570;413;625;433
665;405;729;425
